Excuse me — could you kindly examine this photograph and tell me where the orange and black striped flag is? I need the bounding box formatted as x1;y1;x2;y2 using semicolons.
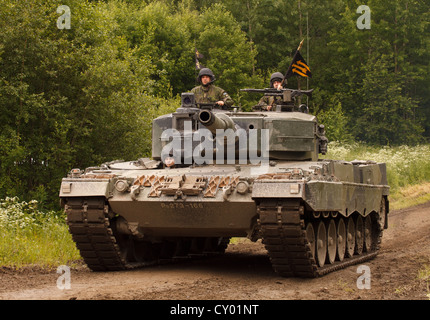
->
285;50;312;79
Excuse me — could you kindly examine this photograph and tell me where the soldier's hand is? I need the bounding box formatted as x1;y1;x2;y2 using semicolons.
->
216;101;225;106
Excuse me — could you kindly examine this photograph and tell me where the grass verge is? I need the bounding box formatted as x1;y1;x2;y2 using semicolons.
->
390;182;430;211
0;197;80;269
418;265;430;300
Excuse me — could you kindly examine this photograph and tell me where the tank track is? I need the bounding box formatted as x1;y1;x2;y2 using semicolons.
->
258;199;382;277
65;197;383;276
65;197;229;271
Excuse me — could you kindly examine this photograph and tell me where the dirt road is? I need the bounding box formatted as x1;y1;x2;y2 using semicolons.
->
1;202;429;300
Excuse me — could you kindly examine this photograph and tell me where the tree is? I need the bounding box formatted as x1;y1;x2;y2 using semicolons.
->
0;0;172;207
196;3;258;98
322;0;426;144
355;56;424;145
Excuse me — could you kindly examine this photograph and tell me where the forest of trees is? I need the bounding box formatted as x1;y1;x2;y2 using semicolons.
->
0;0;429;208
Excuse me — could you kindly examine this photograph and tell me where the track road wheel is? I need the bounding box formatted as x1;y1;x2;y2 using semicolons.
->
336;218;346;262
326;219;337;264
346;217;356;258
316;221;327;267
305;222;316;261
378;197;386;230
364;215;373;252
355;216;364;255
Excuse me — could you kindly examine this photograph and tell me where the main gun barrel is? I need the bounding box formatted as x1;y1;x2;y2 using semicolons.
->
198;110;236;134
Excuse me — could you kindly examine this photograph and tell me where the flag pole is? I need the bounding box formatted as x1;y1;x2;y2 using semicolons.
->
298;39;304;51
306;11;309;106
282;39;305;87
297;40;304;102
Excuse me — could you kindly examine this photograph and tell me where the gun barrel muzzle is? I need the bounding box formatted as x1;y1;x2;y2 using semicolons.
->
198;110;236;134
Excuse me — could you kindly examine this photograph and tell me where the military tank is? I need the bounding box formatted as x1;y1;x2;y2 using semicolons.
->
59;88;389;277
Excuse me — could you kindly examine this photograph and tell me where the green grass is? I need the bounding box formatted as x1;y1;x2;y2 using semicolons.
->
418;265;430;300
389;182;430;210
0;197;80;269
0;224;80;269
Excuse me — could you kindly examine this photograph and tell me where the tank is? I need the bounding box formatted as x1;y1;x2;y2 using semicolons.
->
59;88;389;277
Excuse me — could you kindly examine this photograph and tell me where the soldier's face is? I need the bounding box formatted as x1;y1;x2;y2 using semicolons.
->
201;75;211;85
273;80;282;89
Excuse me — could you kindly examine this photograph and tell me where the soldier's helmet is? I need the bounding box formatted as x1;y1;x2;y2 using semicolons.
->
198;68;216;85
270;72;284;88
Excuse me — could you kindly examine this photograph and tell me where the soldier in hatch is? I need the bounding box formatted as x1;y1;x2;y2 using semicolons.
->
191;68;234;108
254;72;285;111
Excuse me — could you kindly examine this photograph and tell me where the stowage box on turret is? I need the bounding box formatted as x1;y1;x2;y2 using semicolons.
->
60;88;389;277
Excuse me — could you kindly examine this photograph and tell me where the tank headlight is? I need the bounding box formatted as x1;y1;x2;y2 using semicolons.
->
236;181;249;194
115;180;129;193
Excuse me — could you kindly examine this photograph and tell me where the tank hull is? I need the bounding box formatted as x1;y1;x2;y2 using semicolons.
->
60;159;389;276
60;160;389;233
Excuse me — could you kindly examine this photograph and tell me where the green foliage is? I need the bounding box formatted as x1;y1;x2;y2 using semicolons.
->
0;0;429;210
354;56;424;145
315;99;353;143
0;197;80;267
196;3;259;105
320;0;427;145
0;0;180;208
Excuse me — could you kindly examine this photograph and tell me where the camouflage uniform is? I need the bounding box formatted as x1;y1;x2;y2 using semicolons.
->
191;84;234;108
192;68;234;108
254;95;283;111
253;72;284;111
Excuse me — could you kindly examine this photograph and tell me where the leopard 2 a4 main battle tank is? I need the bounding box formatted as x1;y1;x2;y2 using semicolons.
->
59;88;389;277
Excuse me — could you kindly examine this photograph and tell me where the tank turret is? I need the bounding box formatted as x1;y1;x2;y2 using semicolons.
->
152;92;327;165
